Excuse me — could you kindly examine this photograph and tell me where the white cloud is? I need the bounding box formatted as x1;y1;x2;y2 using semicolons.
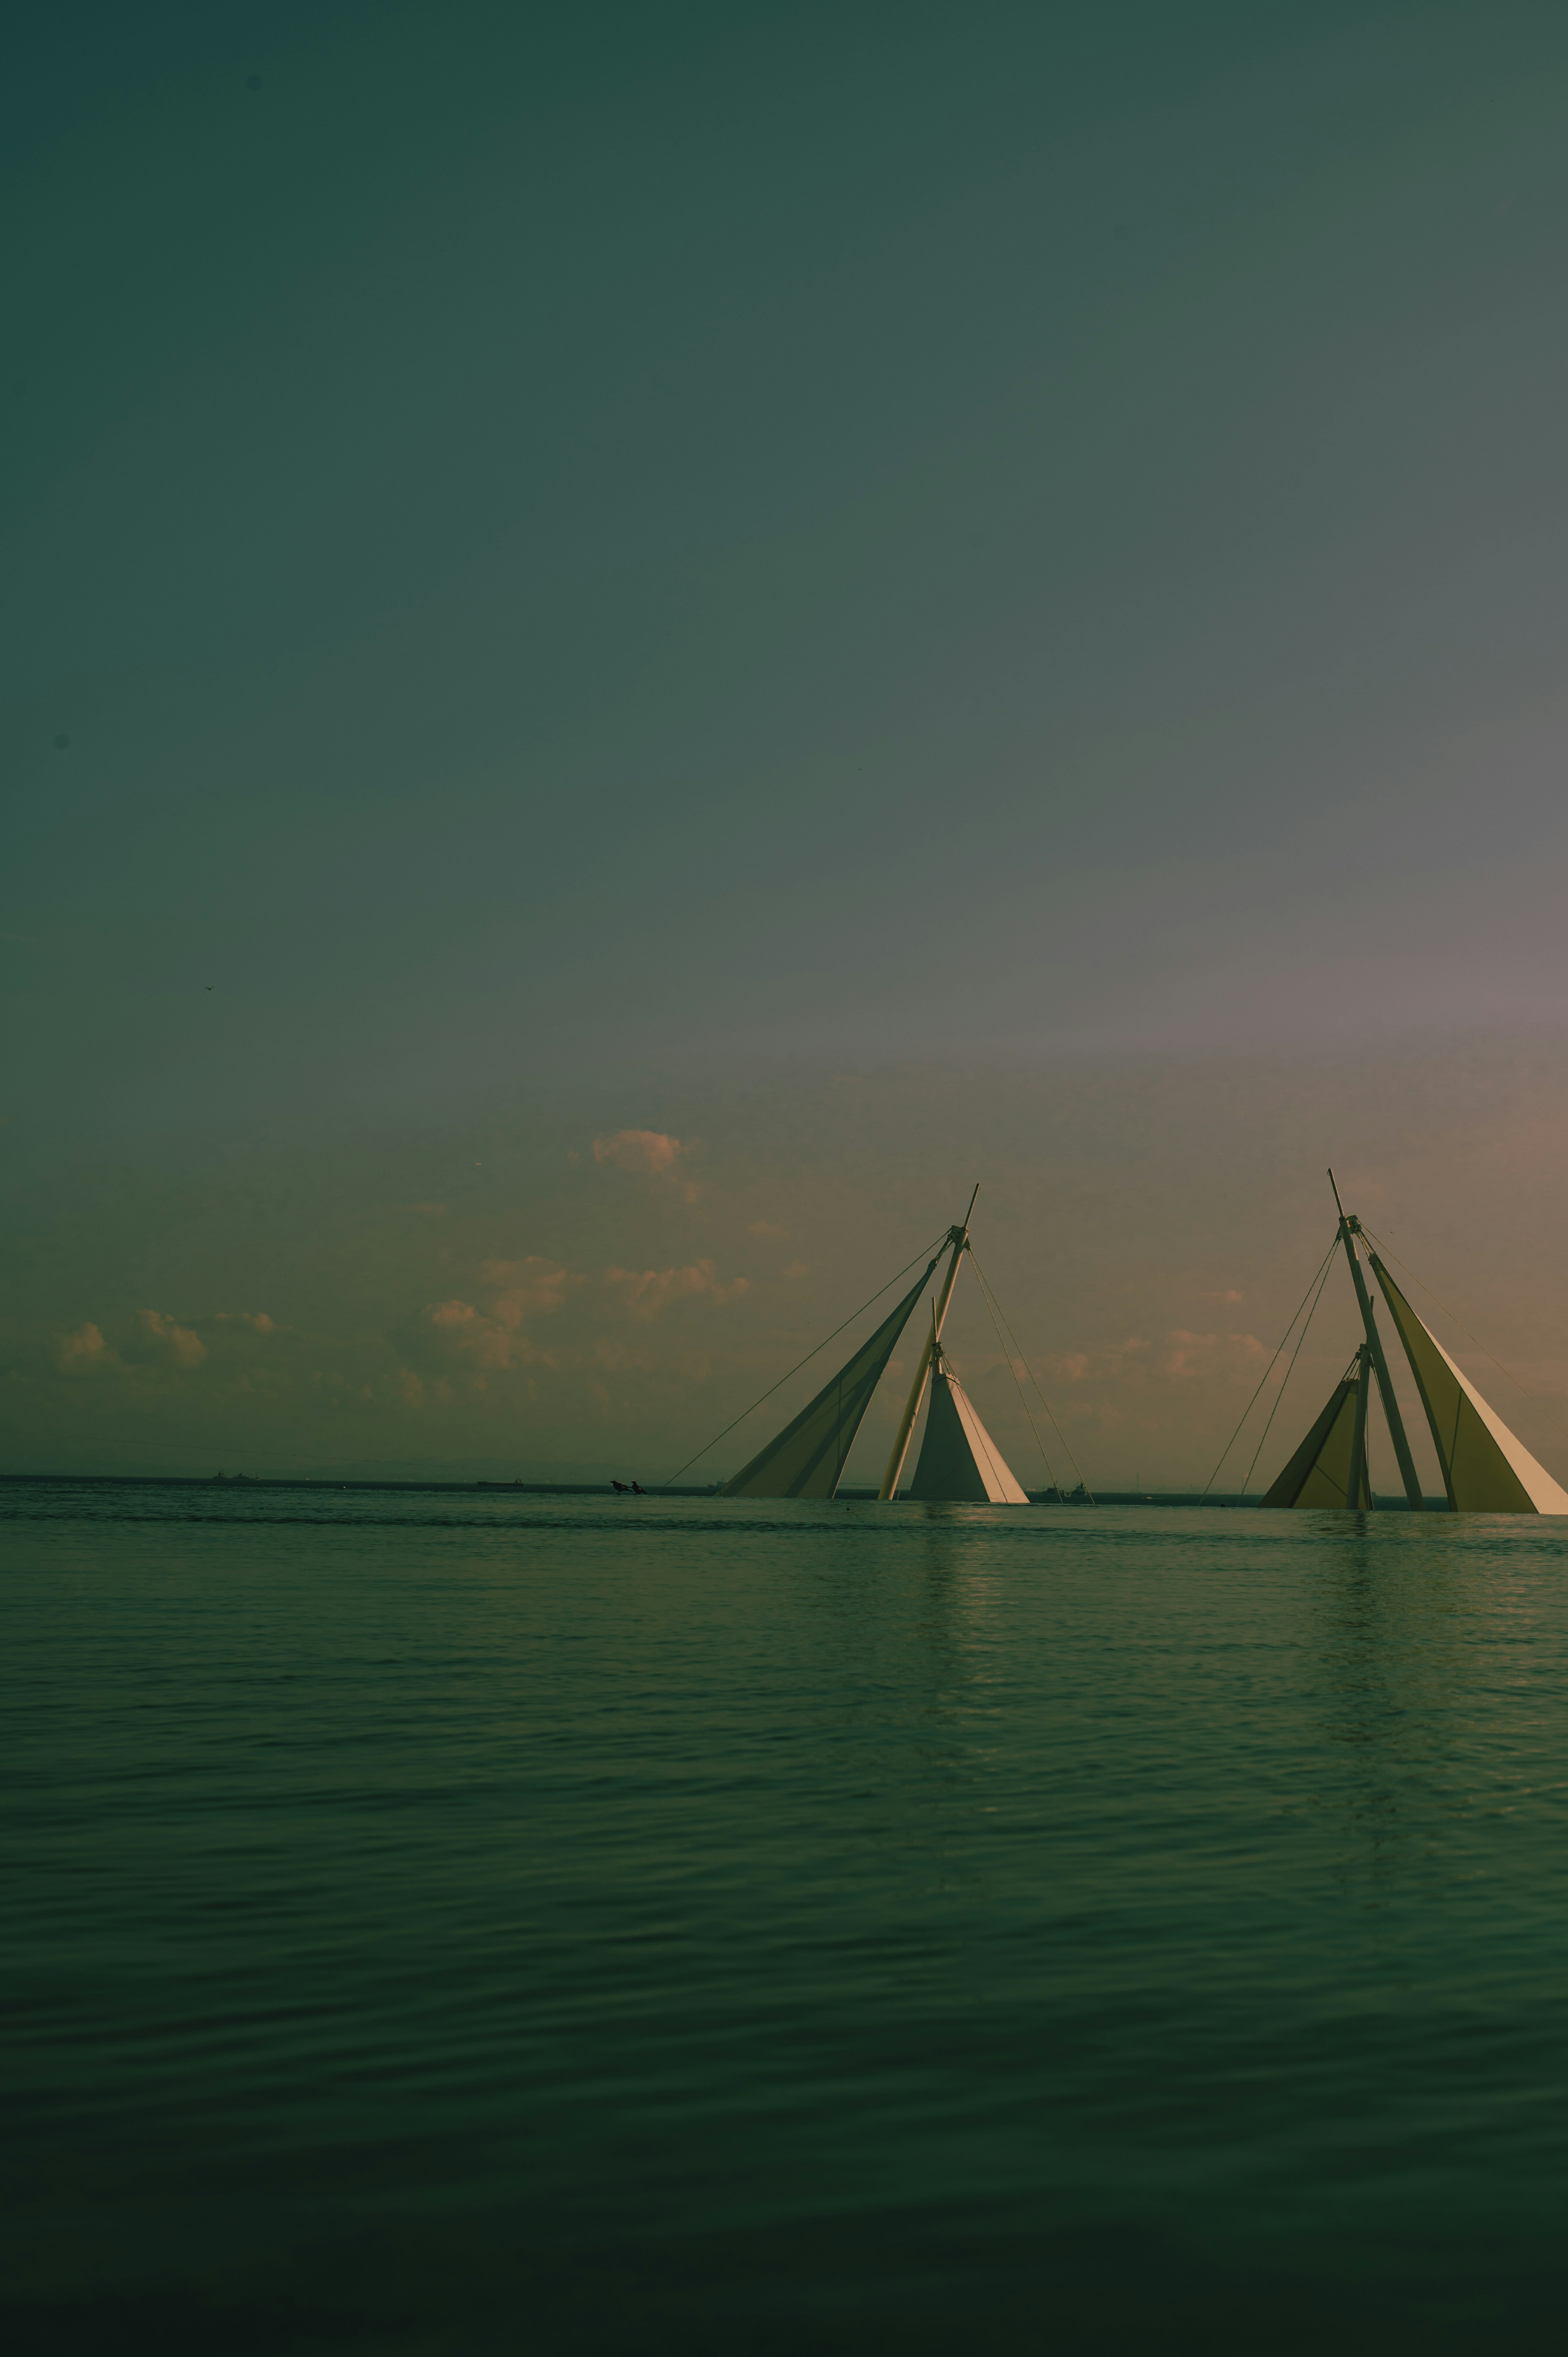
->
603;1261;750;1319
138;1309;208;1368
593;1128;684;1175
411;1298;542;1372
1163;1329;1265;1379
592;1130;699;1201
393;1260;574;1389
481;1256;573;1321
56;1321;119;1375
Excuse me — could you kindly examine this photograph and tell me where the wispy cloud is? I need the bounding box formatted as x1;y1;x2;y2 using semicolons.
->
216;1311;277;1333
1163;1329;1265;1379
55;1321;120;1375
405;1298;543;1373
603;1261;750;1319
138;1309;208;1367
592;1129;699;1202
747;1219;789;1241
391;1256;575;1392
594;1129;683;1175
481;1256;574;1321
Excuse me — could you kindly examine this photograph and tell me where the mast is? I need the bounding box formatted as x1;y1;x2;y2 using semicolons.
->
878;1186;978;1499
1327;1169;1422;1508
1348;1342;1372;1510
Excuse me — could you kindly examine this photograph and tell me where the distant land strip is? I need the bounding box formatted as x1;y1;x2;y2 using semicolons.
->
0;1473;1455;1508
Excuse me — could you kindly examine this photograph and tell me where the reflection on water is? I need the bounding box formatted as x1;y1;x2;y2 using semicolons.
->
1314;1517;1515;1903
7;1486;1568;2353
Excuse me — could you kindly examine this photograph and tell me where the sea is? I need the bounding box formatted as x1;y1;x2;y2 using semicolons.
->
6;1480;1568;2353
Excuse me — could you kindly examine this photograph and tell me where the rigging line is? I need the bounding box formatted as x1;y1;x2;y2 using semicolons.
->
966;1272;1064;1498
1200;1237;1338;1497
1240;1250;1336;1496
1359;1225;1568;1449
967;1249;1094;1501
969;1268;1062;1496
657;1231;951;1490
971;1255;1094;1502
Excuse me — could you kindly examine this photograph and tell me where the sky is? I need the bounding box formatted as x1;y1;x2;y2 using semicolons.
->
6;2;1568;1484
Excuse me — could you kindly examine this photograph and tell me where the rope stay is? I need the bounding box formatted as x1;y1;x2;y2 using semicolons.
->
1237;1249;1336;1496
657;1230;951;1490
1200;1237;1337;1498
968;1267;1062;1496
967;1248;1096;1502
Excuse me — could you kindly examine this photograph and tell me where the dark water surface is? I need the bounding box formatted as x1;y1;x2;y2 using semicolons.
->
6;1484;1568;2352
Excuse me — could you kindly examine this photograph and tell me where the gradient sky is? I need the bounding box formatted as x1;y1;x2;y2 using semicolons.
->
7;3;1568;1482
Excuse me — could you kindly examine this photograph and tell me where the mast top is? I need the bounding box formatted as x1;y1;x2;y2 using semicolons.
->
1326;1168;1363;1233
948;1183;980;1248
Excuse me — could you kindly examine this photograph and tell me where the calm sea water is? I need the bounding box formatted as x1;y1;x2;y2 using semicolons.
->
6;1483;1568;2353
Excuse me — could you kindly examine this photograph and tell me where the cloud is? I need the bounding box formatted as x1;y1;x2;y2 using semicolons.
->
603;1261;750;1319
55;1321;120;1375
1163;1329;1266;1379
405;1298;543;1372
594;1129;684;1175
216;1311;276;1333
481;1256;573;1321
1202;1289;1246;1304
782;1261;808;1281
392;1259;573;1388
138;1309;208;1367
592;1129;699;1201
748;1219;789;1241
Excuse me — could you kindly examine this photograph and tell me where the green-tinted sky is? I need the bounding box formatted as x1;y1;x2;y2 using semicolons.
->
7;4;1568;1481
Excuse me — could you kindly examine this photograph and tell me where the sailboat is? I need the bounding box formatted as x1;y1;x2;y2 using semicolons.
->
1262;1175;1568;1514
719;1193;1032;1502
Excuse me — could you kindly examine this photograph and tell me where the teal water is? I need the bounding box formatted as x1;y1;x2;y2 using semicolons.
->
6;1484;1568;2352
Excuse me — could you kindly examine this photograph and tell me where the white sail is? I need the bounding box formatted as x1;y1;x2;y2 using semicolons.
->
905;1356;1029;1503
1370;1255;1568;1515
1260;1364;1369;1509
722;1257;940;1499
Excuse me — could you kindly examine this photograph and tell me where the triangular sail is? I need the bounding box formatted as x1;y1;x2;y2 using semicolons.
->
1369;1255;1568;1514
721;1258;939;1499
906;1359;1030;1503
1260;1363;1368;1508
